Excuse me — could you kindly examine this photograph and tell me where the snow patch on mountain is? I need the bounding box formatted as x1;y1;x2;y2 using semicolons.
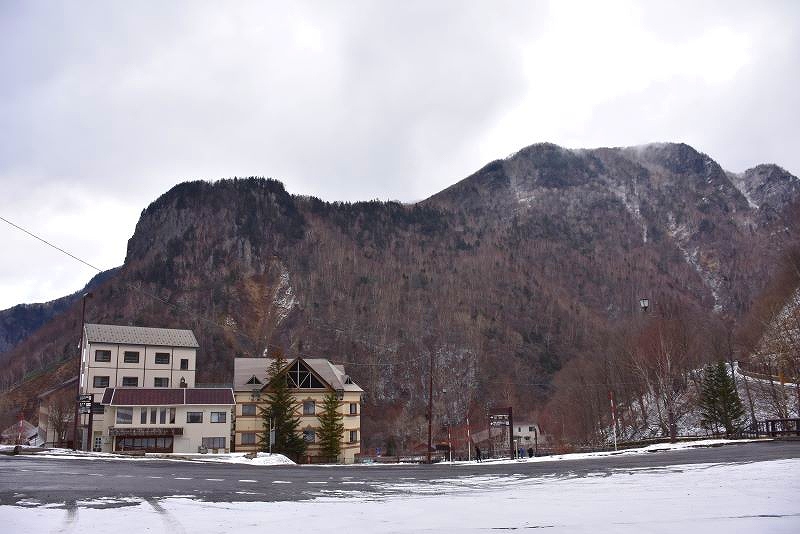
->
727;171;760;209
608;181;648;243
273;266;298;325
666;214;723;312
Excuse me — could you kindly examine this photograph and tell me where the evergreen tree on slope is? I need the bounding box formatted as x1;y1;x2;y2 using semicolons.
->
700;361;745;437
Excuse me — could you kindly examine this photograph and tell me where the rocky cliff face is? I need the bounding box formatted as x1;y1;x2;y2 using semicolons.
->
2;142;799;440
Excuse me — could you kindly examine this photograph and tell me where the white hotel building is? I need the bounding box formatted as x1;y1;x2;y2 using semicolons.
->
78;324;233;453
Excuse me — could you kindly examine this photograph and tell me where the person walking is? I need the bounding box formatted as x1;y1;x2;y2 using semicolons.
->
475;446;482;462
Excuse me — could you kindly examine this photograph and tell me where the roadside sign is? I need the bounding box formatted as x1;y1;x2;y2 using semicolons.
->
77;394;93;402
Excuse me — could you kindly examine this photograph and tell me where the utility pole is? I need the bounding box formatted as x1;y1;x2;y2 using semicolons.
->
427;347;433;464
466;417;471;461
72;292;92;451
508;406;514;460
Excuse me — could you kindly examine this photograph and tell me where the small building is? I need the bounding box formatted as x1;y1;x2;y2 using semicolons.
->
1;419;39;445
100;387;235;453
513;422;547;449
37;376;79;448
233;356;363;464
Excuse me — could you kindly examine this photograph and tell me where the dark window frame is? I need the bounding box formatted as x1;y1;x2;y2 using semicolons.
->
116;407;133;425
123;351;140;364
154;377;169;388
187;412;203;423
210;411;227;423
93;375;110;388
202;437;226;449
94;350;112;362
121;376;139;387
154;352;170;364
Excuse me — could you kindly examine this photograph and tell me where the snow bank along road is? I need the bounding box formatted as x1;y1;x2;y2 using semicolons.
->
1;440;798;533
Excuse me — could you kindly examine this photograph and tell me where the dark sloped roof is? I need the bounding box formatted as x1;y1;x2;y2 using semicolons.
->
101;388;234;406
85;324;199;348
186;388;235;405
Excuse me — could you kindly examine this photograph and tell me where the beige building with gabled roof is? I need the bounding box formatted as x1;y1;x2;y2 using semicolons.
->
233;356;363;464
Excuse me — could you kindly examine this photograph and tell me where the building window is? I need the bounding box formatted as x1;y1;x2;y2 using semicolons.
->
93;376;110;388
349;430;358;443
169;407;176;424
116;407;133;425
303;401;315;415
150;408;157;424
187;412;203;423
349;403;358;415
159;408;167;424
246;375;261;385
303;429;315;443
210;411;227;423
155;352;170;364
94;350;111;362
241;404;257;416
123;351;140;363
286;360;325;389
180;358;189;370
154;377;169;387
121;376;138;387
529;426;535;432
117;436;172;452
202;437;226;449
140;408;147;424
241;432;256;445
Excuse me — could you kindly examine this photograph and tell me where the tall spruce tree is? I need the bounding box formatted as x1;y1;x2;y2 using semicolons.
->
699;361;745;437
260;353;306;461
316;391;345;463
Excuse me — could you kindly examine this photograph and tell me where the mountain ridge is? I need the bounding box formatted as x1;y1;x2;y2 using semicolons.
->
2;141;798;444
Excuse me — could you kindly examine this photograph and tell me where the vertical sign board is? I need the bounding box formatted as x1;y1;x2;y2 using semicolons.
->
488;407;515;460
77;394;94;451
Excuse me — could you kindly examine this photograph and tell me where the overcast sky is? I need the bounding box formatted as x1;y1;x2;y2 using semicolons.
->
1;0;799;309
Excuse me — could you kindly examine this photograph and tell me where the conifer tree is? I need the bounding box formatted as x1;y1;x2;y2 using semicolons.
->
316;391;345;463
699;361;745;437
260;352;306;461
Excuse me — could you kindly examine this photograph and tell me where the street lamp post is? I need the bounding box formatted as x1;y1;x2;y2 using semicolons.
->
72;292;92;451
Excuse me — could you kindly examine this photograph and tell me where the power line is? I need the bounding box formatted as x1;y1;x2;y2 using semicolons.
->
0;213;431;368
0;215;104;272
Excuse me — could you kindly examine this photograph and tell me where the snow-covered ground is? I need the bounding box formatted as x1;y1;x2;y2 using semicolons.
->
0;445;295;465
2;440;798;533
0;438;764;467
